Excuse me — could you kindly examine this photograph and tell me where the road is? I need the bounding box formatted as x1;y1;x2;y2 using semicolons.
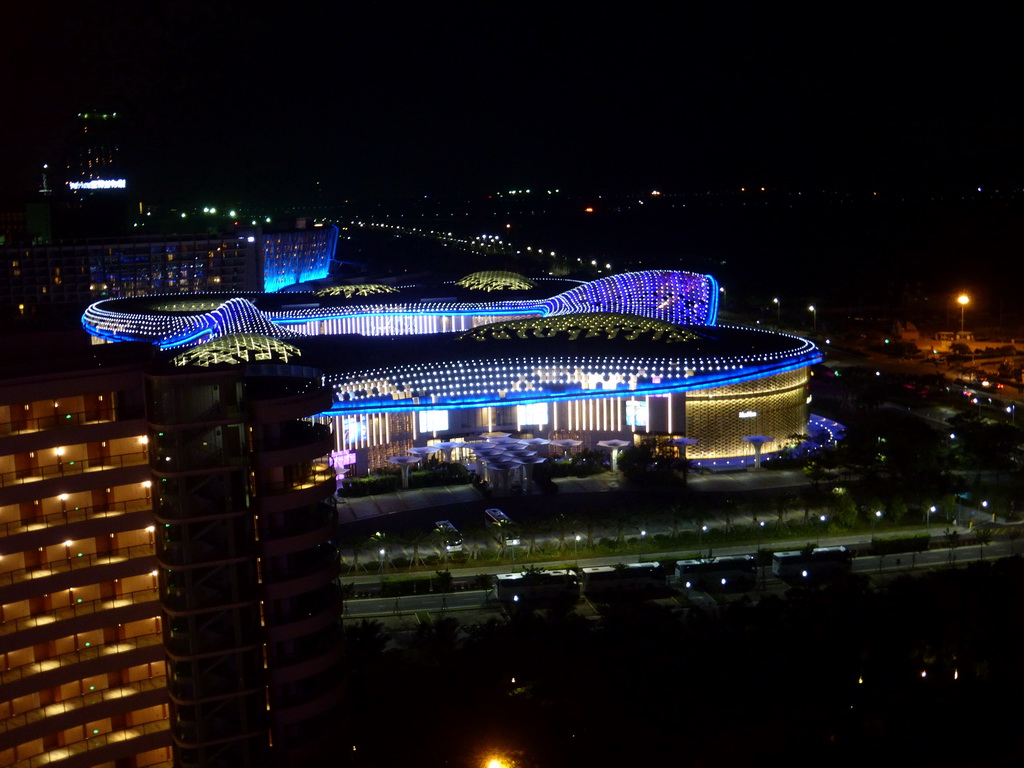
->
342;531;1019;620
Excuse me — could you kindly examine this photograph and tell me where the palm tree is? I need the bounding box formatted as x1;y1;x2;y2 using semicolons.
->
405;529;432;570
461;522;491;561
517;519;545;557
432;525;452;571
342;534;370;573
552;513;575;554
666;504;687;539
370;530;391;573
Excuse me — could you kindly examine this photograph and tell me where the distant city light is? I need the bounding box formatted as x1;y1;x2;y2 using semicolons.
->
68;178;126;190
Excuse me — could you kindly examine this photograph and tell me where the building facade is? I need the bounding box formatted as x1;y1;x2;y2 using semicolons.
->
0;343;171;768
1;339;343;768
1;226;337;316
80;270;823;474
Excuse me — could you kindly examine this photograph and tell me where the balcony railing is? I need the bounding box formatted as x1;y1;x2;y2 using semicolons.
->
0;496;151;538
8;717;169;768
0;587;159;638
0;543;156;587
0;450;148;488
0;409;119;437
0;633;162;687
0;675;167;735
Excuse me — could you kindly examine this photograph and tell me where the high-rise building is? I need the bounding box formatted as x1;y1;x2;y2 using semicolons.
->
65;111;127;193
1;335;344;768
0;340;170;767
0;225;337;318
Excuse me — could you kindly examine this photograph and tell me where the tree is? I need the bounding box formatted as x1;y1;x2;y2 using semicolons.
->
887;497;908;525
830;488;858;528
405;529;432;570
461;522;491;561
434;569;454;594
342;534;370;573
974;527;993;559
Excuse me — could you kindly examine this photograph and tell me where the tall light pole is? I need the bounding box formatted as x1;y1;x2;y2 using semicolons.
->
772;297;780;327
957;294;970;333
807;304;816;332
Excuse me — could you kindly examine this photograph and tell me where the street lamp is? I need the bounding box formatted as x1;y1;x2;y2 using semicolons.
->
957;294;970;333
772;297;780;327
757;521;766;589
574;534;581;566
808;304;816;332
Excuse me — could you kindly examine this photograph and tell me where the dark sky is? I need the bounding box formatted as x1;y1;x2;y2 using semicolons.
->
3;2;1022;203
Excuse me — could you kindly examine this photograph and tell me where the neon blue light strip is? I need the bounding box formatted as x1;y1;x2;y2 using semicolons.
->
321;353;822;416
272;307;547;325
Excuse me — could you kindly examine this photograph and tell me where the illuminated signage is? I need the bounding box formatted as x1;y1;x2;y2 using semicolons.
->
342;416;366;443
516;403;548;426
68;179;127;190
625;399;648;427
418;410;449;433
739;411;757;418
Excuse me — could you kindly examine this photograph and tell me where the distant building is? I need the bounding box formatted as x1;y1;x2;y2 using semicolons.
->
82;269;824;471
0;225;337;317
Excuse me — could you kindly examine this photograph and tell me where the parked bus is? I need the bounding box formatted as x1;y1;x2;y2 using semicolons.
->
581;562;667;598
675;554;757;591
494;569;579;604
434;520;464;553
485;508;520;546
485;508;513;525
772;546;851;581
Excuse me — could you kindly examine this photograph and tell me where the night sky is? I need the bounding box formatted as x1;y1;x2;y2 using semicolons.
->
3;2;1022;203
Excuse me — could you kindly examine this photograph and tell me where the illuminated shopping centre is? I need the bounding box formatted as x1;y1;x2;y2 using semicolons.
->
0;268;823;767
83;269;824;473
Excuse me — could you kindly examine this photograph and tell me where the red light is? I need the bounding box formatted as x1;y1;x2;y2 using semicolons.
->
584;207;594;213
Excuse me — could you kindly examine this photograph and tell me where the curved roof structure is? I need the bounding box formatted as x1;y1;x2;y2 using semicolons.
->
77;267;822;433
295;315;821;415
81;270;720;348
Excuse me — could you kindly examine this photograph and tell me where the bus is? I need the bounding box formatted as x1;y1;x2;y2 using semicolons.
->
485;508;513;525
771;546;851;581
493;569;580;604
581;562;667;598
434;520;464;553
485;508;520;546
675;554;757;591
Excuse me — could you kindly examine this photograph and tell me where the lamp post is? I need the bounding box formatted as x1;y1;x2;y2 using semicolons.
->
638;529;646;562
957;294;970;333
808;304;816;332
772;297;780;327
757;520;766;589
574;534;581;566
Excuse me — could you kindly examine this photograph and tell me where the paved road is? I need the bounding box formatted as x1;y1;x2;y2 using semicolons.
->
342;530;1019;620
